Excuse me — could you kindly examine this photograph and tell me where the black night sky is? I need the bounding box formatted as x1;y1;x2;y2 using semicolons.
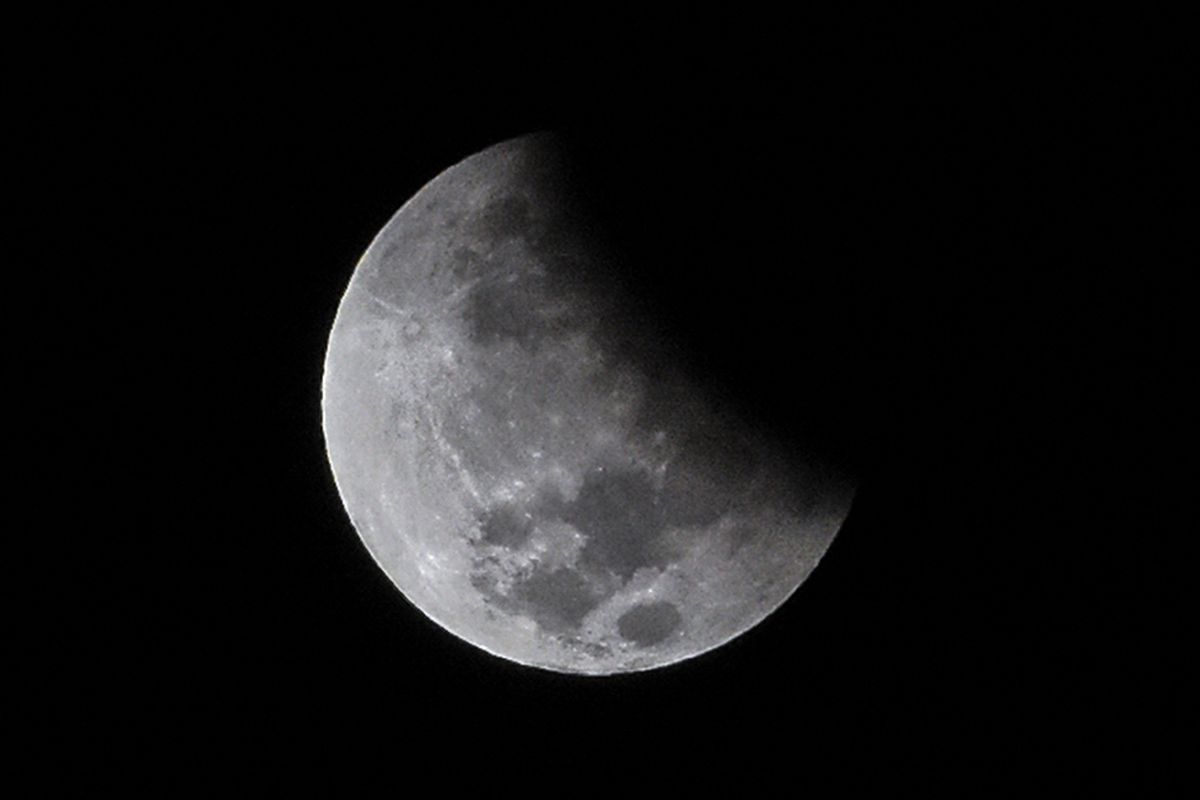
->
31;19;1183;791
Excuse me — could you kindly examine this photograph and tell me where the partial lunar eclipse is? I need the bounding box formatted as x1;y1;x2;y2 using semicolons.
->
322;133;854;674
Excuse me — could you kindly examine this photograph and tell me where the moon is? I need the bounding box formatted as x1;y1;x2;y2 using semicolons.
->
322;132;855;674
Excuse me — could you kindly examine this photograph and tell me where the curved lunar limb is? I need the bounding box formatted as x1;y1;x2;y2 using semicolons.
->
322;133;855;674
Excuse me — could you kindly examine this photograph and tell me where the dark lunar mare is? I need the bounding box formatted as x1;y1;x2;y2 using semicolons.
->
617;602;684;647
479;504;534;549
564;467;668;580
512;567;601;633
470;468;675;636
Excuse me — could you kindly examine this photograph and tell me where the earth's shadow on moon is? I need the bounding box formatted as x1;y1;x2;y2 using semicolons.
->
547;126;882;483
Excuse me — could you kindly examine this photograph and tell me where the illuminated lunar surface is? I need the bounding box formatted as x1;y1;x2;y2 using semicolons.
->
321;133;855;674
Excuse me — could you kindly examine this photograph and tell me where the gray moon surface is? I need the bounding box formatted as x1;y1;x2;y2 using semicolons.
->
322;133;855;674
